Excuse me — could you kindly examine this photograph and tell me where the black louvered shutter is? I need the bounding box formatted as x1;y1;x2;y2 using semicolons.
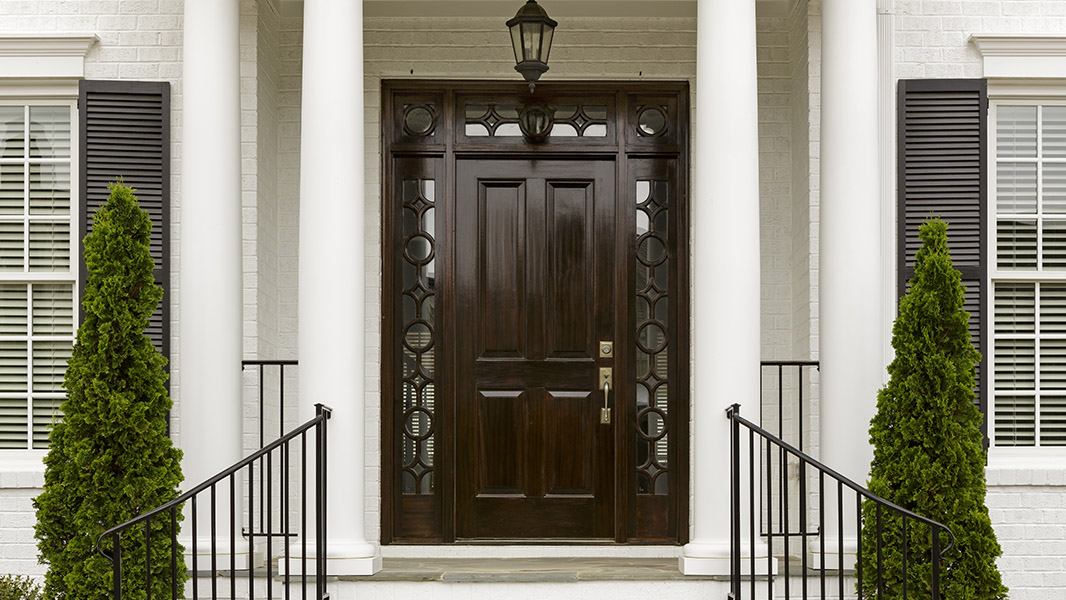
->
79;80;170;363
897;78;987;441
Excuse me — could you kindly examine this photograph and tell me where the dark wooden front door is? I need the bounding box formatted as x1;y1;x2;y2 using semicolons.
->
454;159;616;538
382;82;689;544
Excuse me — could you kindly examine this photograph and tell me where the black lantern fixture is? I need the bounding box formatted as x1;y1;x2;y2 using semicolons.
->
507;0;557;93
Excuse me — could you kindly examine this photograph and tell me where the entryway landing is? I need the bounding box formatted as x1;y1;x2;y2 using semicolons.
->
336;557;724;583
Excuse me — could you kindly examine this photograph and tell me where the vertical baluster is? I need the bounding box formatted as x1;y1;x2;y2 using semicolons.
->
838;481;844;600
230;474;236;600
267;450;274;600
777;367;785;549
301;431;308;600
171;507;178;600
902;515;909;600
114;532;123;600
798;366;804;453
931;525;941;600
279;364;286;441
766;437;773;600
777;365;784;441
799;460;807;600
248;462;255;600
819;472;825;600
749;428;755;600
259;365;265;534
782;445;790;600
284;438;291;600
876;504;884;599
191;496;198;599
211;484;217;600
145;518;152;600
856;494;863;600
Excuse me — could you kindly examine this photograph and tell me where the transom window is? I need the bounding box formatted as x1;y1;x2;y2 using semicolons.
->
0;102;76;450
991;101;1066;449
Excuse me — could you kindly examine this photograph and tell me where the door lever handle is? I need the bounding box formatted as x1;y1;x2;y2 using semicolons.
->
600;368;612;425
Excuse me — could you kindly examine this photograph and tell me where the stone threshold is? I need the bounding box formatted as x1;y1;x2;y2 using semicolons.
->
336;557;729;583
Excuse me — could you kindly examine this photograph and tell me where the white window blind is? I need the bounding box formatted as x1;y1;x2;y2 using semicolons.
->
992;102;1066;448
0;102;75;450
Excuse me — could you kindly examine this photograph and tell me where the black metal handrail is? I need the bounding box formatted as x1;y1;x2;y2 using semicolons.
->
96;403;331;600
242;359;298;539
728;403;955;600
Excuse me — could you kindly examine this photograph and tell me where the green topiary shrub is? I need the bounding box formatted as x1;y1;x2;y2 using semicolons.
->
33;183;185;600
860;218;1007;599
0;575;43;600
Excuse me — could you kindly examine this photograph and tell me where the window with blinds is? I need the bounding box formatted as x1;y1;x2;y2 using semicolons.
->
992;101;1066;448
0;102;76;450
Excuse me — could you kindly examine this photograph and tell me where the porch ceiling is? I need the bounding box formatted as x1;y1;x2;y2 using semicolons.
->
279;0;791;19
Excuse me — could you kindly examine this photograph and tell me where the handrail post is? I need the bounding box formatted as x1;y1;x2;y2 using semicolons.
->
931;527;941;600
112;533;122;600
315;403;331;599
728;403;740;599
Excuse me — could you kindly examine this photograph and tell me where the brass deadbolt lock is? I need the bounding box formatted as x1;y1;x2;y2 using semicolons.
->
599;341;614;358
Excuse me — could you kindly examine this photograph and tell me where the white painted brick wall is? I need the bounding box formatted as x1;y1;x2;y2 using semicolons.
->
986;468;1066;599
891;2;1066;597
0;469;43;577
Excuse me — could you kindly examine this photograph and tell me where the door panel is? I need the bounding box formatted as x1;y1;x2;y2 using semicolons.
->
456;158;615;539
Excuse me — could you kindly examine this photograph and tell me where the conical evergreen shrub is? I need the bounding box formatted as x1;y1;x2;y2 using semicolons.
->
859;219;1007;599
34;183;184;600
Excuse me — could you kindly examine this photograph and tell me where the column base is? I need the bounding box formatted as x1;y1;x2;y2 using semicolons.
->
679;541;776;576
807;537;858;571
181;537;251;571
282;541;382;576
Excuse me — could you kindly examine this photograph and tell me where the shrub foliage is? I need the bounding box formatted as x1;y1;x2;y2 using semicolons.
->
34;183;184;600
860;219;1007;599
0;574;43;600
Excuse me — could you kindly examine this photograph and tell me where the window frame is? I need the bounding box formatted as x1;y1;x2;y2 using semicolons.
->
988;93;1066;461
0;96;78;456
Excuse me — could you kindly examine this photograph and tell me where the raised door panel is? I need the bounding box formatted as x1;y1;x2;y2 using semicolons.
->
476;390;527;495
478;181;526;358
546;183;594;358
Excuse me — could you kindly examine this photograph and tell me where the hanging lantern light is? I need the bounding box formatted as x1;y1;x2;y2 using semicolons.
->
507;0;557;93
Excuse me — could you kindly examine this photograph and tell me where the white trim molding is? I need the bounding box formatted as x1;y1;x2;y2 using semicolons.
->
970;34;1066;79
0;34;98;79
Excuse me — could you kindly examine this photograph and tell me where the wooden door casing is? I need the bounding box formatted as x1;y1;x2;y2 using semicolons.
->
381;82;690;545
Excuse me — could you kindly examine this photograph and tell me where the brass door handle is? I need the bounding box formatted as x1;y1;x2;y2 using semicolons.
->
600;368;612;424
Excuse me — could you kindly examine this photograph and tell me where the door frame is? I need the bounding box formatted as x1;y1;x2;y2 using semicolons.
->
380;80;690;545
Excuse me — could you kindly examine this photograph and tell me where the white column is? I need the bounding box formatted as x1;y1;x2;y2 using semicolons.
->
817;0;881;568
680;0;764;576
297;0;381;575
179;0;245;566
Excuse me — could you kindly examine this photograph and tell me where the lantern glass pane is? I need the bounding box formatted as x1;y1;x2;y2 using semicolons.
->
510;24;523;63
522;22;542;62
541;26;554;64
